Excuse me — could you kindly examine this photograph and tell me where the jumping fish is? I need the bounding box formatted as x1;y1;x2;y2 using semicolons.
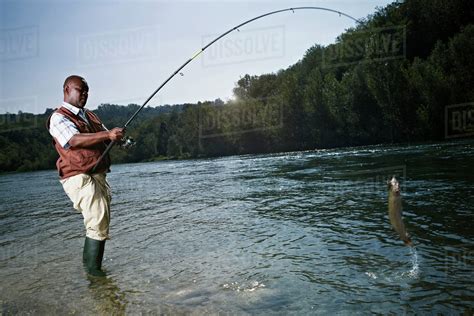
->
387;176;412;246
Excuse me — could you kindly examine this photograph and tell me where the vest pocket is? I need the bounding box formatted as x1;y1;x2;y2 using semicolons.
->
79;148;99;158
68;148;101;171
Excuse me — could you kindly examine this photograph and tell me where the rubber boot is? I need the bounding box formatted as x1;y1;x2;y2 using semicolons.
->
83;237;106;277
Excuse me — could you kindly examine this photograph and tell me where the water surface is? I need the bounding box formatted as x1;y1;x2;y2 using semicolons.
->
1;140;473;314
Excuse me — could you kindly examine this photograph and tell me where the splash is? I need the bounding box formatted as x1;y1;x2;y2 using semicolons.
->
402;246;420;279
365;247;420;281
222;281;265;292
365;272;378;279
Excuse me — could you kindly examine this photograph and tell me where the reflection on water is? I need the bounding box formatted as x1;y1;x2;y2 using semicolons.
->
0;140;473;314
87;276;127;315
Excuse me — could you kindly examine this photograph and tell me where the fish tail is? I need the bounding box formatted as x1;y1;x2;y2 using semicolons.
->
404;237;413;247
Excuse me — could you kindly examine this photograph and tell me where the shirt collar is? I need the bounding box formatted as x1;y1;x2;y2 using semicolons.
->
62;101;84;116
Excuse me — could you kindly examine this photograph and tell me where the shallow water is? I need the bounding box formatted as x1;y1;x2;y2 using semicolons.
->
1;140;473;314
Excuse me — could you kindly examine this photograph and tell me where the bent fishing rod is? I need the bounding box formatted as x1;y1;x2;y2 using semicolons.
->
91;6;361;172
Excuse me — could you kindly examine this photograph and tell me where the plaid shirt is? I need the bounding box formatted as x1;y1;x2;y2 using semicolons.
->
49;102;106;149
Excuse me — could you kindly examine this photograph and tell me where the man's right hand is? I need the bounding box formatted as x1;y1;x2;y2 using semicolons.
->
108;128;125;142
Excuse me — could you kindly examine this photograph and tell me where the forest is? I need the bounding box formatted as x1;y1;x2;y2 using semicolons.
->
0;0;473;172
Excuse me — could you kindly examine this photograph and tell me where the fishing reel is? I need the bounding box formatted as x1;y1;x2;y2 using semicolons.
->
120;136;136;149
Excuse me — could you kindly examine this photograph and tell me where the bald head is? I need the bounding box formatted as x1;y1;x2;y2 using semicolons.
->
63;75;87;90
63;75;89;108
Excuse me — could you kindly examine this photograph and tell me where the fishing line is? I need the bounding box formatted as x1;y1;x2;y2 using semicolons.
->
92;6;361;172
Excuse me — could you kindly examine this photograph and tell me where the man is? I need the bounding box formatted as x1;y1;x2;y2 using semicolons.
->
47;75;124;277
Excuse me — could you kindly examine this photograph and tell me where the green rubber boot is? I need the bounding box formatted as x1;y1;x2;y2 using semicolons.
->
83;237;106;277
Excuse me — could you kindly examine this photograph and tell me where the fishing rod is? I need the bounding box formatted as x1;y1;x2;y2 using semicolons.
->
91;6;361;172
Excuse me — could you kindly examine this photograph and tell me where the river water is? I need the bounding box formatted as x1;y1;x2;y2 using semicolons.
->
1;140;473;315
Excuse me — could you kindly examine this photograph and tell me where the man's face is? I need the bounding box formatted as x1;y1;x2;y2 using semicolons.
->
66;79;89;108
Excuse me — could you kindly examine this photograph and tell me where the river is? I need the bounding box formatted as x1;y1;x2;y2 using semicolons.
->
1;140;473;314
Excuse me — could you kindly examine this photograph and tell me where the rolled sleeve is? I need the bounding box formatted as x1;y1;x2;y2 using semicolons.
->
49;113;80;148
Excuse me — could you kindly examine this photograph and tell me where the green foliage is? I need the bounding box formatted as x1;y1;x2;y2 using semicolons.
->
1;0;472;173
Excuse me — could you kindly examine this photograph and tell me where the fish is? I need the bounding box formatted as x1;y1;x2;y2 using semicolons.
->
387;176;412;246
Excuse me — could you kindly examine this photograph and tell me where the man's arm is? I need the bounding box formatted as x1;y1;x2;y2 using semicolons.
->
69;128;124;148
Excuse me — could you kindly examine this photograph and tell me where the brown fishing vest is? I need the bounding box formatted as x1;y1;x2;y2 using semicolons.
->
47;106;111;179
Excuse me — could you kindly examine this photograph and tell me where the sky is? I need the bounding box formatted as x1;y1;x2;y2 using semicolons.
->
0;0;394;114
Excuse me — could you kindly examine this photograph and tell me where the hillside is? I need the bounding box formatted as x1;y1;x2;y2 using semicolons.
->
1;0;473;173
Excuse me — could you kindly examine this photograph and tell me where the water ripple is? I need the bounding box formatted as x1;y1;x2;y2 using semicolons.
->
1;140;473;314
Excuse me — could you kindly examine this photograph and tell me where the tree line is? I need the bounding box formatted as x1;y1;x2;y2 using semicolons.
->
0;0;472;173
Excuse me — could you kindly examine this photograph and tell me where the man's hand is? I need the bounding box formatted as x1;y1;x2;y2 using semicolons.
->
69;127;125;148
108;128;125;142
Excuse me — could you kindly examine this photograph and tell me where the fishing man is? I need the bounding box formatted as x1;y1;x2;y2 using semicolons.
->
47;75;124;277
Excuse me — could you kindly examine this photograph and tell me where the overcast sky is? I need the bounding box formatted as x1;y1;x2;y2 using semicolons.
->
0;0;394;114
